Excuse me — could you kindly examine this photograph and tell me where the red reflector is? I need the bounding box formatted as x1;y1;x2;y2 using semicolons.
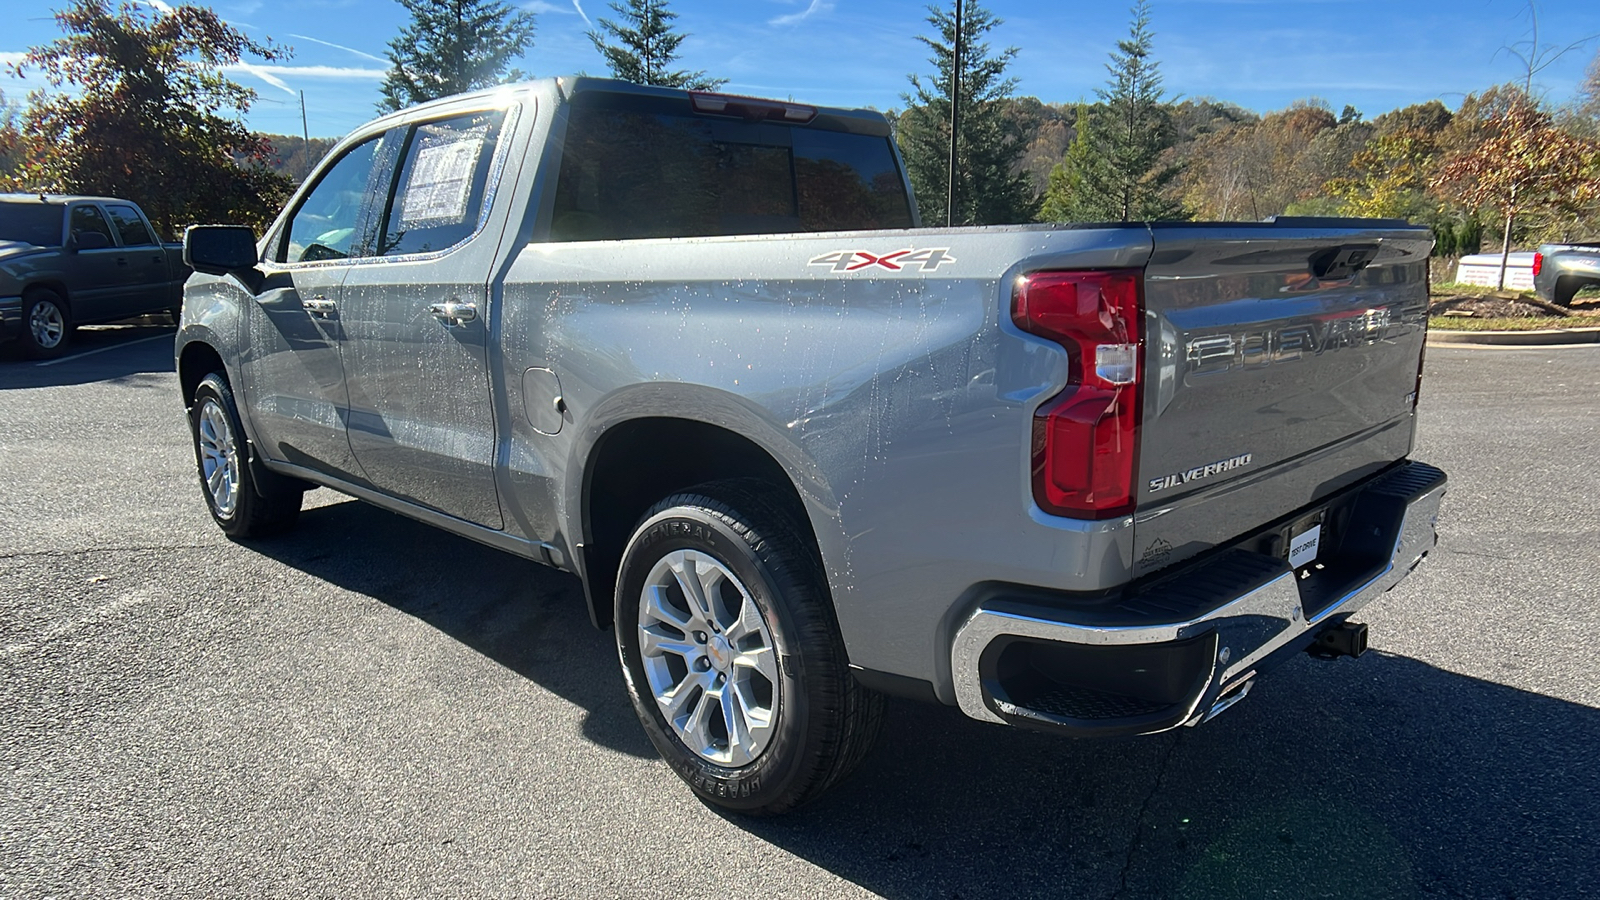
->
1013;270;1144;519
690;91;817;123
1532;252;1543;276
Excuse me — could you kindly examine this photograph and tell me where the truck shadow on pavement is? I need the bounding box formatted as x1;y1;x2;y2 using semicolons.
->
245;494;657;760
248;497;1599;900
0;323;175;389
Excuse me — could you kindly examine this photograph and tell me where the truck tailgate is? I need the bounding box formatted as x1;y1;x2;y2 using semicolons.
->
1133;222;1431;575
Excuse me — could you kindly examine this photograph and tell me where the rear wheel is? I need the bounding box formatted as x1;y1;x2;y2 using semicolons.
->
615;480;882;815
189;372;302;538
21;289;69;359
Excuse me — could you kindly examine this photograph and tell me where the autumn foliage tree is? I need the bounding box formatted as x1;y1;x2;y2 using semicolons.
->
1431;96;1600;292
0;90;24;192
8;0;292;238
1325;130;1438;220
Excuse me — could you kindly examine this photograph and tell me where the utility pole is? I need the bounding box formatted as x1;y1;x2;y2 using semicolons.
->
299;90;311;184
946;0;962;228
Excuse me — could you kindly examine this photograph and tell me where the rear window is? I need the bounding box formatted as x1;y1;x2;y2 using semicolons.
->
0;204;64;247
549;98;912;242
105;204;156;246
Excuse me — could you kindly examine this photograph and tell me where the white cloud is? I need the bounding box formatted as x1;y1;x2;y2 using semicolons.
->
228;62;294;96
135;0;174;14
287;33;385;63
222;63;388;98
769;0;832;27
572;1;591;27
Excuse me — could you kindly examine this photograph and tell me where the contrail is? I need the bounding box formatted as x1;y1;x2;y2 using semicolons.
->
572;0;591;27
288;33;386;63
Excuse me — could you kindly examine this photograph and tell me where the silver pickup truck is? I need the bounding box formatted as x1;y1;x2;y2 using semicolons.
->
176;78;1446;814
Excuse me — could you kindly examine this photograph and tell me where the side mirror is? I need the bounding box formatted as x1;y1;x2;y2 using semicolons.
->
71;231;110;252
184;225;259;276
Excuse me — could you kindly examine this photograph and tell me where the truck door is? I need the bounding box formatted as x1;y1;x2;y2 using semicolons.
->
238;131;397;481
62;204;127;323
102;203;171;315
337;107;513;529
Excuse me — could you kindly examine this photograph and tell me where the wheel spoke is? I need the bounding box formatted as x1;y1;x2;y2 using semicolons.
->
640;624;697;660
726;593;766;642
720;682;750;753
731;676;773;730
659;668;713;723
732;645;779;685
681;680;720;752
642;584;697;632
669;555;713;619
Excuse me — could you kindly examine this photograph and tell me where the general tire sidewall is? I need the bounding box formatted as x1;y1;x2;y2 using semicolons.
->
616;507;811;811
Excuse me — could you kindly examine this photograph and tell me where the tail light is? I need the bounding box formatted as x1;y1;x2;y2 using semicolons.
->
1532;252;1544;276
1012;270;1144;519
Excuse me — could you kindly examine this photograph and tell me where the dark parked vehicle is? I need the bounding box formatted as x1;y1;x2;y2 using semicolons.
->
0;194;187;358
1533;243;1600;307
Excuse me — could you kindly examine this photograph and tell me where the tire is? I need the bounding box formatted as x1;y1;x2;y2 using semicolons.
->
188;372;302;538
21;289;70;359
614;479;883;815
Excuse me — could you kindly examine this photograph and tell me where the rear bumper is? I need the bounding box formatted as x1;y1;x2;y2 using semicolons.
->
0;296;20;340
951;460;1446;736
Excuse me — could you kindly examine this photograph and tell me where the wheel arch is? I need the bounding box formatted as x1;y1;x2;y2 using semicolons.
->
571;403;838;632
21;280;70;303
177;336;229;409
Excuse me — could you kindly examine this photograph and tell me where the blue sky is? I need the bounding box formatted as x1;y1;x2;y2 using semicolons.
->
3;0;1599;138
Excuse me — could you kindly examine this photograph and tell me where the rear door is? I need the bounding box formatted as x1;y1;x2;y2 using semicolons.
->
338;105;516;529
102;203;174;314
1133;221;1432;574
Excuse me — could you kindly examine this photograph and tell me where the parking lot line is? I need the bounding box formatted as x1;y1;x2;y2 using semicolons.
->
35;330;174;368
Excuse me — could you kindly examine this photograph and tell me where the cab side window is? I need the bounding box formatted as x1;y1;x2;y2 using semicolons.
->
69;205;115;245
377;110;506;257
280;135;385;264
105;205;155;246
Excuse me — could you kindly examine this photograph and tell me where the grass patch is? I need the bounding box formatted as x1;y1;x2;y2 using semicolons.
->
1430;281;1509;297
1429;316;1596;331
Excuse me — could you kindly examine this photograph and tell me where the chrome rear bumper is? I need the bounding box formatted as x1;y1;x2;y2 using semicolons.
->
951;461;1446;735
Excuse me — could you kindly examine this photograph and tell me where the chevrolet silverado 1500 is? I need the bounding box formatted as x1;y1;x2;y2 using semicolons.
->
175;78;1446;814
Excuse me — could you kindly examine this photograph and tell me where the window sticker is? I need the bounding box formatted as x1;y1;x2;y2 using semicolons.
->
400;124;489;229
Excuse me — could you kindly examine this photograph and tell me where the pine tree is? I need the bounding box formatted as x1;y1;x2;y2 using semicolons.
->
1043;1;1185;222
1039;104;1118;222
378;0;536;112
896;1;1036;226
588;0;724;90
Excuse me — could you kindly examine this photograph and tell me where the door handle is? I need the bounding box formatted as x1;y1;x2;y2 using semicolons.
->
302;295;338;318
116;257;128;266
429;300;477;326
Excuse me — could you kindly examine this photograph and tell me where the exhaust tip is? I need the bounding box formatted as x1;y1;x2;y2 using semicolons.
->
1308;621;1368;660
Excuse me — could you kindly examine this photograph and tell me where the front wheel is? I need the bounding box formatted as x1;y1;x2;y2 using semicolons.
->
189;372;302;538
615;480;882;815
21;289;70;359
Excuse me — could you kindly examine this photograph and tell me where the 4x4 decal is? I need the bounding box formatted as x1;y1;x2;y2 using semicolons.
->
807;248;956;273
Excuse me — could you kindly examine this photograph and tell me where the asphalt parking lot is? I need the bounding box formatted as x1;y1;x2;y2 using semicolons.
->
2;328;1597;899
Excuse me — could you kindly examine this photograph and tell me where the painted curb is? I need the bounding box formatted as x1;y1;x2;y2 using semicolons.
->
1427;327;1600;346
